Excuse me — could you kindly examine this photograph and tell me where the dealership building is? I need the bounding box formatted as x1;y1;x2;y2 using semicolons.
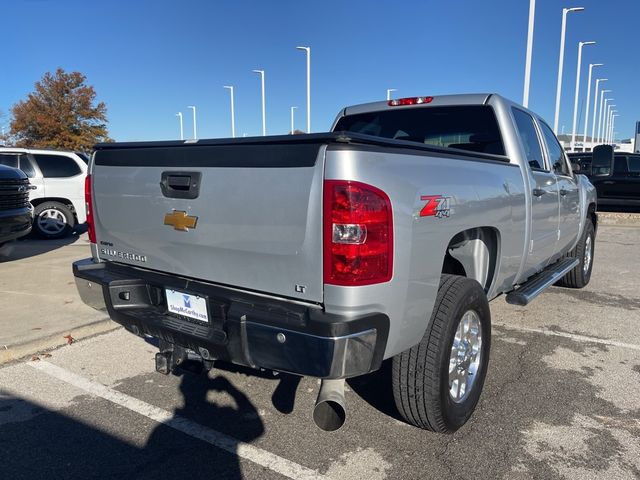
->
558;129;637;153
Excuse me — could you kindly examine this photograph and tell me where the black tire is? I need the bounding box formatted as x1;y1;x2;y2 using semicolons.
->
557;220;595;289
392;274;491;432
33;201;75;239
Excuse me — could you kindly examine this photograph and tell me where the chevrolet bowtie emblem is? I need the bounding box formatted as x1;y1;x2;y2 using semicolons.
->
164;211;198;232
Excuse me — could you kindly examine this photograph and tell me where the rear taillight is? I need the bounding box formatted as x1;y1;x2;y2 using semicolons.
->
85;174;96;244
324;180;393;286
388;96;433;106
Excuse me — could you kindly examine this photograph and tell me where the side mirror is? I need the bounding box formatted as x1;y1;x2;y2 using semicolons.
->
592;145;613;176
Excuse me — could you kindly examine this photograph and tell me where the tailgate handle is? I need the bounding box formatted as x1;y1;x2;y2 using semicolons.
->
160;171;202;199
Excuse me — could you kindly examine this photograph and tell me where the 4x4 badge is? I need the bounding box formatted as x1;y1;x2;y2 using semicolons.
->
164;210;198;231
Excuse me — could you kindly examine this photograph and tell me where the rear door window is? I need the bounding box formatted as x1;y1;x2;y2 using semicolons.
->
75;152;90;164
334;105;506;156
0;153;37;177
0;153;20;169
613;157;628;174
33;154;82;178
629;156;640;174
511;108;546;171
539;121;571;176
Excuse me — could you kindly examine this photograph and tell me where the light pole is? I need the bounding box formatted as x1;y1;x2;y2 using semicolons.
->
590;78;607;149
296;46;311;133
522;0;536;107
290;106;297;134
582;63;602;147
609;114;618;144
605;112;613;144
597;90;611;143
570;41;596;151
600;99;611;143
187;106;197;140
553;6;584;133
223;86;235;138
176;112;183;140
387;89;397;101
604;104;615;144
602;102;614;143
608;112;618;144
252;69;266;136
605;104;615;143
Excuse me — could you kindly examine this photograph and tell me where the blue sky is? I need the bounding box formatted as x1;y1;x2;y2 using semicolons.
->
2;0;638;141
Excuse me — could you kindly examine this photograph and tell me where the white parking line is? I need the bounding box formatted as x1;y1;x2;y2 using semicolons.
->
28;360;329;480
494;323;640;352
0;289;66;298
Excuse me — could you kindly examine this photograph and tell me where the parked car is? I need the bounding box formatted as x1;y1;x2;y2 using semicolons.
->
0;148;87;238
0;164;33;247
568;150;640;207
73;94;597;433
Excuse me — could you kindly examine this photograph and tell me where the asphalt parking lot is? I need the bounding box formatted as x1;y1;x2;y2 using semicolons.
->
1;224;639;480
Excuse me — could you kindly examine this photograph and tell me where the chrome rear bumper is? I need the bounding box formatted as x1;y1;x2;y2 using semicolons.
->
73;258;388;379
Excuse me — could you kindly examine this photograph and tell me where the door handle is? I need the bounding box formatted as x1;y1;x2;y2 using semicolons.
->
559;188;568;196
166;175;191;189
603;181;615;184
160;171;202;199
532;188;546;197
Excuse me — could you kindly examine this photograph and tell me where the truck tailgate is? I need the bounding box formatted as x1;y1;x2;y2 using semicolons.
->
91;142;326;303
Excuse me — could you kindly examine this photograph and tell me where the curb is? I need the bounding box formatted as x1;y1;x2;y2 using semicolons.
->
0;318;121;364
598;212;640;226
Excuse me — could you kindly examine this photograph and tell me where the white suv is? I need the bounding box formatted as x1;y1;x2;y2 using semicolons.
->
0;148;87;239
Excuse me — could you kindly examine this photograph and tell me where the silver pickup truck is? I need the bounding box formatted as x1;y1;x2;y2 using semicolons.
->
73;94;597;433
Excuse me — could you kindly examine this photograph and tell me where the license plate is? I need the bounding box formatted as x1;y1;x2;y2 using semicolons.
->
165;289;209;323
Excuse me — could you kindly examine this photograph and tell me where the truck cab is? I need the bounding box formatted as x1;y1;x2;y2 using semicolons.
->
569;150;640;208
72;93;596;434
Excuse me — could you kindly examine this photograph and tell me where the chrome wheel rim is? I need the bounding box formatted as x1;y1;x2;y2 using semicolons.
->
449;310;482;403
37;208;67;235
583;234;593;275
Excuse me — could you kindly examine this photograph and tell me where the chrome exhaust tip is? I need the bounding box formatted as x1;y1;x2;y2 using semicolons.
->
312;379;346;432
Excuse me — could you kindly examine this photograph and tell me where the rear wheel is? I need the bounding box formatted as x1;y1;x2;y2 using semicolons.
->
392;274;491;432
33;202;75;239
558;220;595;288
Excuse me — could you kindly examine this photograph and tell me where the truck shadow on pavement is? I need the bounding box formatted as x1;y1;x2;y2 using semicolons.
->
545;287;640;311
347;359;403;422
0;369;264;480
139;370;265;479
2;328;639;479
142;336;303;415
0;231;83;263
203;361;302;415
598;205;640;214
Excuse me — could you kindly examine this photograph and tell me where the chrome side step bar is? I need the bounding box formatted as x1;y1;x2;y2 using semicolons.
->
506;258;579;306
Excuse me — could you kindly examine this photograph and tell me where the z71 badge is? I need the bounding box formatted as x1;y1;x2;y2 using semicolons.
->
420;195;451;218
